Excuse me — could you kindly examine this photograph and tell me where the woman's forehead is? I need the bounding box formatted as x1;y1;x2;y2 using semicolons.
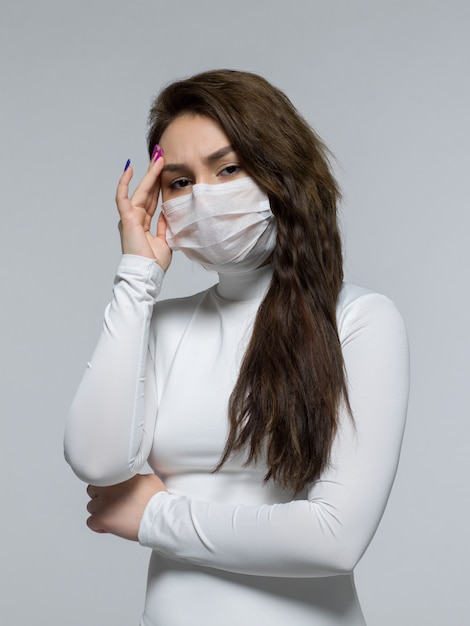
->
159;114;230;156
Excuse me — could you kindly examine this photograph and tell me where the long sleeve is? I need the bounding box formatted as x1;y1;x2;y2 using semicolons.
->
64;255;164;486
138;291;409;577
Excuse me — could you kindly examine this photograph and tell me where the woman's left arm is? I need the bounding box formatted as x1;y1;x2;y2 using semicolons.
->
91;292;409;577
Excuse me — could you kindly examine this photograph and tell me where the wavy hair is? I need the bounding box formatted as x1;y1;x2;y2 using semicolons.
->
147;69;349;494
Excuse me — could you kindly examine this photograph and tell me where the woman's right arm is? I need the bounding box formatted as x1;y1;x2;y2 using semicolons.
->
64;155;171;486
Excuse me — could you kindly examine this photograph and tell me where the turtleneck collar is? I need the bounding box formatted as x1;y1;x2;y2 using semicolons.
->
214;264;273;302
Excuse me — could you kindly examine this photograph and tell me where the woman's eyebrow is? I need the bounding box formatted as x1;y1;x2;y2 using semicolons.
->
161;163;188;173
204;145;234;163
161;146;235;173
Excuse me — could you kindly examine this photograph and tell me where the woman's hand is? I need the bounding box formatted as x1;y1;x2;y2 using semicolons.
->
86;474;167;541
116;153;172;271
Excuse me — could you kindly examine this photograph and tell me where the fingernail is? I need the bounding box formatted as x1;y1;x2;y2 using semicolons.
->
151;144;160;161
153;148;164;163
124;159;131;172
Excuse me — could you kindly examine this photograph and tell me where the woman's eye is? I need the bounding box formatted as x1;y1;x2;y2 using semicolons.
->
219;164;242;177
170;178;192;190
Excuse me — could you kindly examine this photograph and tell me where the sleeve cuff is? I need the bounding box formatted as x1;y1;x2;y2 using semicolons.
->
115;254;165;300
138;490;171;548
118;254;165;276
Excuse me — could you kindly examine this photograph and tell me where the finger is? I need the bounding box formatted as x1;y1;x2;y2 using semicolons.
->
87;484;97;498
86;515;107;534
130;156;164;212
115;164;134;205
148;145;164;172
156;212;168;240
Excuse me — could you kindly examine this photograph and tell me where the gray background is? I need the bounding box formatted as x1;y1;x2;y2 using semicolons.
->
1;1;468;624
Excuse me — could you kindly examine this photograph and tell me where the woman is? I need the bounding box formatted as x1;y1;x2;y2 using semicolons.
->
65;69;409;625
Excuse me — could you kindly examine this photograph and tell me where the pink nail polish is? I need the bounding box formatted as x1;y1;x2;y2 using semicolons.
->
151;144;160;161
154;148;163;162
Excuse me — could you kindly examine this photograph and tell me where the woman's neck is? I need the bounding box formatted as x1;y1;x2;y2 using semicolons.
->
215;264;273;302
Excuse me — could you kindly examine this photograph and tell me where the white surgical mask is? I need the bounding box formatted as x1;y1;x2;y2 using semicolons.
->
161;177;277;274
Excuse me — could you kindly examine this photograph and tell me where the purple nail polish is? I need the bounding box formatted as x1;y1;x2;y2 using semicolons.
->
151;144;160;161
124;159;131;172
154;148;163;162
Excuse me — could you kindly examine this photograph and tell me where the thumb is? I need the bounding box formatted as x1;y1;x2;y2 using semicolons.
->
156;212;169;240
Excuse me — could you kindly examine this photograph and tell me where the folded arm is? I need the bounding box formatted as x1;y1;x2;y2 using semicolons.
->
137;293;410;577
64;255;163;486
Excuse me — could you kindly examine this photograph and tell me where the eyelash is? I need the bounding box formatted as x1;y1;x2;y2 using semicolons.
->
219;164;242;177
168;164;243;190
170;178;191;190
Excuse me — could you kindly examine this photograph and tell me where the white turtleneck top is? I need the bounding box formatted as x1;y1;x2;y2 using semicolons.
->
65;254;409;626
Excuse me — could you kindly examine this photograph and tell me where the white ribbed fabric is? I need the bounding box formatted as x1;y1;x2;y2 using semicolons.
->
65;254;409;626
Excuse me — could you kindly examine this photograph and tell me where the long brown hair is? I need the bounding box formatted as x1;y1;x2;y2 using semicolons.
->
148;70;349;494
